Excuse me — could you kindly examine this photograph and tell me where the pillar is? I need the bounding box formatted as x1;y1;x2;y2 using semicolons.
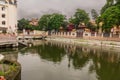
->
110;33;112;38
95;32;97;37
101;33;104;38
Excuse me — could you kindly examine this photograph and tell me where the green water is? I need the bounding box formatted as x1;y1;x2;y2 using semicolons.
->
1;41;120;80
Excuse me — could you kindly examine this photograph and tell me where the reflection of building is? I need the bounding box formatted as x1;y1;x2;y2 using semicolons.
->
29;18;39;26
0;0;17;34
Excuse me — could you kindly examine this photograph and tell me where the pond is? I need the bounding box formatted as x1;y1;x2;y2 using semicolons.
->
1;41;120;80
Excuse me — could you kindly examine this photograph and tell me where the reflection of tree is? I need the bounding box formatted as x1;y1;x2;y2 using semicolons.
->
66;46;120;80
89;50;120;80
37;43;65;63
19;41;120;80
67;47;90;69
19;43;66;63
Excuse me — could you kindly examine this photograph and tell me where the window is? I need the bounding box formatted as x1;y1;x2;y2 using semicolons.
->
2;14;5;18
2;21;6;25
1;7;5;11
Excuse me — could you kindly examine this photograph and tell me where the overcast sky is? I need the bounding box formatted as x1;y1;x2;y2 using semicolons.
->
17;0;106;19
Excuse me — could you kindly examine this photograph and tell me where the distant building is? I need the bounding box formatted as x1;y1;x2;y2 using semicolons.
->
89;20;97;26
0;0;17;34
29;18;39;26
67;23;75;31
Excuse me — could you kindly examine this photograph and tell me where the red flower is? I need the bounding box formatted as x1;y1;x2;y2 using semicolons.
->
0;76;6;80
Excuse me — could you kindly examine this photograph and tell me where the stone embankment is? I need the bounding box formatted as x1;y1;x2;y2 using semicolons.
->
0;34;18;47
47;37;120;52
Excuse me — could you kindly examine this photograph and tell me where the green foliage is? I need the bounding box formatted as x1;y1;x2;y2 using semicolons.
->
69;9;90;26
18;18;40;31
0;71;4;76
39;13;66;30
87;22;97;31
18;18;29;30
101;0;120;14
101;0;114;14
69;17;77;25
99;0;120;31
101;5;120;29
0;63;17;76
91;9;99;20
49;13;66;30
38;14;51;30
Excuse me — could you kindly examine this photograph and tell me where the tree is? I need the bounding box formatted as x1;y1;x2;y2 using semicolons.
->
38;14;51;30
91;9;99;20
101;0;114;14
69;17;77;25
18;18;38;31
39;13;66;30
18;18;30;30
49;13;66;30
87;22;97;32
69;9;90;26
100;0;120;14
101;5;120;30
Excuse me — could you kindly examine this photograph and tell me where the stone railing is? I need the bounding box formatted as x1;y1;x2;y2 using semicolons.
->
0;34;18;47
50;31;120;42
50;32;77;38
83;32;120;42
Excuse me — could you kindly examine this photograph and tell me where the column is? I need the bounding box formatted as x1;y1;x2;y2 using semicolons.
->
110;33;112;38
95;32;97;37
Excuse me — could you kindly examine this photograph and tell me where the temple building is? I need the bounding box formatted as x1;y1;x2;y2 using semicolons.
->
29;18;39;26
0;0;17;34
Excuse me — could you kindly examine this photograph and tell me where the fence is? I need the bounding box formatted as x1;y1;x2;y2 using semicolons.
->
50;31;77;38
50;31;120;42
83;32;120;42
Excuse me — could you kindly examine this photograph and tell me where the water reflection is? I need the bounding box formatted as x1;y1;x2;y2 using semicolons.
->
1;41;120;80
32;41;120;80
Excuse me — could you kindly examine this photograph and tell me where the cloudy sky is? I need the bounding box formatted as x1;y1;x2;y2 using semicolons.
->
17;0;106;19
